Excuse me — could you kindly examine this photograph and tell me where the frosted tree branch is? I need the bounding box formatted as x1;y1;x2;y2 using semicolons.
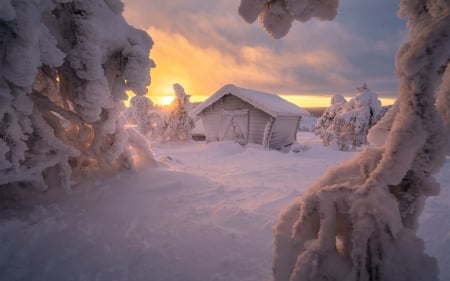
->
239;0;339;38
238;0;450;280
1;0;155;190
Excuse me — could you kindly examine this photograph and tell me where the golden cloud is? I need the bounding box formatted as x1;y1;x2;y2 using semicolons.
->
145;26;364;106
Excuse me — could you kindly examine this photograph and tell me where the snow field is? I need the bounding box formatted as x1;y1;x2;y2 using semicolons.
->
1;132;449;280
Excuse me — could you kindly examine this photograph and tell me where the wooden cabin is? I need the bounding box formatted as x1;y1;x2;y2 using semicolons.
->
190;84;309;150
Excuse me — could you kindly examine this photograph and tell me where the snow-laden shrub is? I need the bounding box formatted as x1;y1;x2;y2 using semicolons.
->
240;1;450;280
0;0;155;191
161;84;194;142
125;95;164;139
125;84;194;143
314;93;347;147
315;87;385;151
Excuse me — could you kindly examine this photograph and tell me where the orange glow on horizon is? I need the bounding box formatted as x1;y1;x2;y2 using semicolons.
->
159;95;175;106
280;95;396;108
144;26;396;109
145;26;302;101
280;95;334;108
146;27;212;99
124;91;176;107
127;93;394;109
378;97;396;107
186;94;395;108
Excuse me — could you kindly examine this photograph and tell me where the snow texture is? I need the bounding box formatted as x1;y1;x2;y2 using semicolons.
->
0;134;358;281
0;0;155;190
190;84;309;118
2;134;450;281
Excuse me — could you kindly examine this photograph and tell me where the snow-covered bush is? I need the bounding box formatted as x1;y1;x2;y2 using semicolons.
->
314;94;347;147
125;84;195;143
125;95;164;139
0;0;155;191
315;86;384;151
126;95;166;142
240;1;450;280
161;84;195;142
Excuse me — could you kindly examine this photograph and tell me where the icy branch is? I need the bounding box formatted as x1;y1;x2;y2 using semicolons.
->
1;0;155;190
239;0;339;38
271;2;450;281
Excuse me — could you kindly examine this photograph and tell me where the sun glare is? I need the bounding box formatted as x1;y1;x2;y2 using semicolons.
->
124;91;175;108
158;95;175;106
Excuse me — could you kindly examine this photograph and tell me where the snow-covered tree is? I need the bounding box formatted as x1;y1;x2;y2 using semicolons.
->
1;0;155;191
240;0;450;280
125;94;166;142
314;94;347;147
125;83;194;143
315;86;384;151
161;84;194;142
126;95;154;135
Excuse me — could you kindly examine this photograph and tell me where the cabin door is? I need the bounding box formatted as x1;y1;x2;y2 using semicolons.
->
221;110;249;145
202;111;222;142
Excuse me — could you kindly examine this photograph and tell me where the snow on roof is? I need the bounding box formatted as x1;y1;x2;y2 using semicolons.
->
190;84;310;117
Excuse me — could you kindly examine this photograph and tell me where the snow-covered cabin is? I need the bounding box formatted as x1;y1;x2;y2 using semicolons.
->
190;84;309;150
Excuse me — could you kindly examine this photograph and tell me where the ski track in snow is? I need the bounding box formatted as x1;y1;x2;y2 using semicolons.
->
1;132;450;281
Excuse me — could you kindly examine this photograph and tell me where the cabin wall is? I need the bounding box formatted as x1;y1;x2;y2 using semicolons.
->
269;116;301;149
201;94;272;145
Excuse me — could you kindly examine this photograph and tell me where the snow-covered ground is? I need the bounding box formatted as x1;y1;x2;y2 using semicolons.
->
1;132;449;281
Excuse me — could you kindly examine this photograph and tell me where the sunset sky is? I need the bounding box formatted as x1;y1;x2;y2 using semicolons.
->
122;0;405;107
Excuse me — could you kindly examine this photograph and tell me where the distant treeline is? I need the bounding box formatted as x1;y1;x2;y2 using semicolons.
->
304;107;327;117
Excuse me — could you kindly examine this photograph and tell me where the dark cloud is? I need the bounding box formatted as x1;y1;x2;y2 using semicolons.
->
337;0;405;40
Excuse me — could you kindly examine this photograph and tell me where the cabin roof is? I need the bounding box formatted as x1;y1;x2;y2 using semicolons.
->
190;84;309;118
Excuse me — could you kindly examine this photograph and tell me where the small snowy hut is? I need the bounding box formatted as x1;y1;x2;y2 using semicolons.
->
190;84;309;150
